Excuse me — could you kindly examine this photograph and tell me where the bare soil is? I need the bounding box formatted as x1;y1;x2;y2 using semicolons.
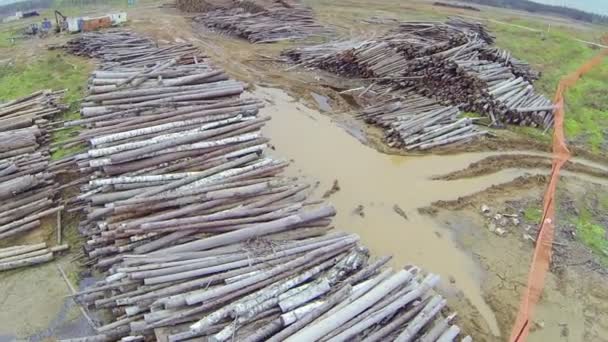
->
423;174;608;341
432;154;608;181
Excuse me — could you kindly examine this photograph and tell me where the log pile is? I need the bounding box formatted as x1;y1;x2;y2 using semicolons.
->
176;0;299;13
55;30;472;341
282;18;553;129
433;2;481;12
479;47;540;82
61;30;206;69
0;243;69;271
0;90;66;243
358;94;487;150
192;6;331;43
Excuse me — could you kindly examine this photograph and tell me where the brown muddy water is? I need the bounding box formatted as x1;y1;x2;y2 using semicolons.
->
255;86;608;339
257;86;524;336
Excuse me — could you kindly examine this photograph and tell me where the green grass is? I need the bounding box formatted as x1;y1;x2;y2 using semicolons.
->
0;27;20;48
0;51;90;103
0;50;92;158
523;204;543;222
600;193;608;211
573;207;608;265
563;59;608;152
490;19;608;153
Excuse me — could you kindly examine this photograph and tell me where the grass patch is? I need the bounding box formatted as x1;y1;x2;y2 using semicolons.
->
563;58;608;152
0;51;90;103
491;19;608;153
0;27;21;48
523;204;543;222
574;207;608;265
460;111;482;118
0;50;91;158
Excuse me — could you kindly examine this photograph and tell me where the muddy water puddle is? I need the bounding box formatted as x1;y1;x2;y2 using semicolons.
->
256;86;522;336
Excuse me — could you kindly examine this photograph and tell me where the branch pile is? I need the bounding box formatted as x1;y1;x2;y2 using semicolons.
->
192;6;331;43
54;30;472;341
282;18;553;130
0;90;66;245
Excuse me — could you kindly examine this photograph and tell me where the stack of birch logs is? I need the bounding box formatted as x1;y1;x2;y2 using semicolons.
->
358;94;487;150
479;47;540;82
54;30;471;341
282;18;553;129
0;90;65;243
0;243;69;271
61;30;206;69
192;6;331;43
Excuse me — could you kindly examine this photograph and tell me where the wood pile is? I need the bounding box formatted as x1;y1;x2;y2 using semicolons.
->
358;93;487;150
54;30;471;341
479;47;540;82
433;2;481;12
61;30;206;69
0;90;66;244
282;18;553;130
176;0;299;13
0;243;69;271
176;0;235;13
192;6;331;43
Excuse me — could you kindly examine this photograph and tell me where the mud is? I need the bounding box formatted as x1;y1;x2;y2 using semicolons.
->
255;86;560;337
429;176;608;341
0;258;94;340
433;154;608;181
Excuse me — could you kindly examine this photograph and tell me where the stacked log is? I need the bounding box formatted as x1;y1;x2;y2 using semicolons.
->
0;90;66;242
359;95;487;150
433;2;481;12
61;30;206;69
479;47;541;82
282;18;553;130
0;243;69;271
56;30;472;341
192;6;331;43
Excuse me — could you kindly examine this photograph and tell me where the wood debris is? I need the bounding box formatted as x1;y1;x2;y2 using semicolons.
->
191;5;331;43
0;90;66;246
282;18;553;147
54;30;472;341
0;243;69;271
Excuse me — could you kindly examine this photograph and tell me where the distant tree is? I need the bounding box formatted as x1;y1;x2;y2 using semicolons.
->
0;0;54;16
462;0;608;25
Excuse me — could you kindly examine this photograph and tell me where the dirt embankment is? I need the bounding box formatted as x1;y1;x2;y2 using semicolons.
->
420;169;608;341
432;154;608;181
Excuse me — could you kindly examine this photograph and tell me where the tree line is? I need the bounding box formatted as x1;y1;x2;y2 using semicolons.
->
463;0;608;24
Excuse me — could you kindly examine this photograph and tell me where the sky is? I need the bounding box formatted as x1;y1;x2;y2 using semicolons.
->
0;0;607;15
530;0;608;15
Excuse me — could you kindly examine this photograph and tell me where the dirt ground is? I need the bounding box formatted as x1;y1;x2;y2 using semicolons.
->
2;1;608;341
424;174;608;341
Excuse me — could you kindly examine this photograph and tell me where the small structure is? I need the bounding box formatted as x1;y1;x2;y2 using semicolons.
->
81;16;112;32
109;12;128;25
65;12;127;33
22;11;40;18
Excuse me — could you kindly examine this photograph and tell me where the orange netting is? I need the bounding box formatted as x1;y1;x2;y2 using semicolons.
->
509;47;608;342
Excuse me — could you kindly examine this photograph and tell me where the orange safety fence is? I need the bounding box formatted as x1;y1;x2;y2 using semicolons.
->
509;47;608;342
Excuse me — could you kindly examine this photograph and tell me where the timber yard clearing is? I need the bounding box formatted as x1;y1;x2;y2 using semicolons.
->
0;0;607;341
